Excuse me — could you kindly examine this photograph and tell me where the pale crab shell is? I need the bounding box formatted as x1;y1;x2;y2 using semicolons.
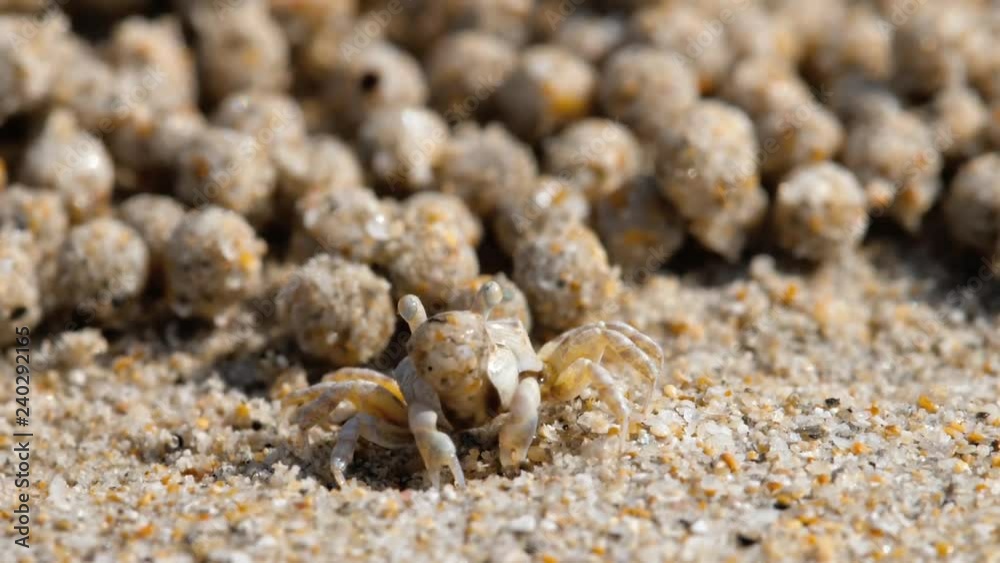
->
399;315;541;430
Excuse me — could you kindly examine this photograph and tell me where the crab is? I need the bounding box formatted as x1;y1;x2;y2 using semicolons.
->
283;281;663;488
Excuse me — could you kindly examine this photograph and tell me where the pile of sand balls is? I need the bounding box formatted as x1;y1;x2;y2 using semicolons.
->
2;0;1000;367
278;254;395;366
655;100;769;260
164;206;266;320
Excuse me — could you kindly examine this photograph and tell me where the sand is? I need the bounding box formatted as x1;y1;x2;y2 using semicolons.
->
2;233;999;563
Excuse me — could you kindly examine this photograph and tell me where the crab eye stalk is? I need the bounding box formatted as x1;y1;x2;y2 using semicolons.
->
475;281;504;320
398;294;427;332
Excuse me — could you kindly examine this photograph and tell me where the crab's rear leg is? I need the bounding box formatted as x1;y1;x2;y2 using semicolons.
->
328;401;359;427
606;321;664;414
330;414;413;487
498;377;541;472
284;377;409;431
284;369;411;486
330;417;362;487
409;402;465;489
545;324;660;414
547;357;631;451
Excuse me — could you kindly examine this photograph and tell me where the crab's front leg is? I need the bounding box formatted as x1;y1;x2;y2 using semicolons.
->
409;402;466;489
498;377;541;472
546;357;631;451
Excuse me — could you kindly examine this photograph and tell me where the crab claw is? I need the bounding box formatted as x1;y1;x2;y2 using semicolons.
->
499;377;541;472
409;404;465;489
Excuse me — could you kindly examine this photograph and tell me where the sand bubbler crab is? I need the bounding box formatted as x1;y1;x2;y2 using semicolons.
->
283;282;663;488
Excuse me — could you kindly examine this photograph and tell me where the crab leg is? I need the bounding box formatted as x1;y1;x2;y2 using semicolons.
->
547;357;631;450
290;399;358;434
498;377;541;471
331;417;362;487
537;324;605;368
284;379;409;430
328;401;359;427
606;322;663;368
286;393;339;431
409;402;465;489
542;324;660;409
357;413;414;448
606;322;664;413
329;413;413;487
